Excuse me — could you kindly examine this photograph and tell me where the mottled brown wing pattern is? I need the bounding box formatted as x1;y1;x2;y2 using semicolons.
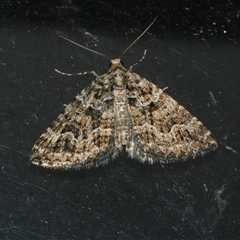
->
126;72;217;163
31;16;218;170
31;59;217;169
31;77;119;169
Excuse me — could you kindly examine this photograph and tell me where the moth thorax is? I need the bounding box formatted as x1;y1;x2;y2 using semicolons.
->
114;89;133;147
113;72;126;87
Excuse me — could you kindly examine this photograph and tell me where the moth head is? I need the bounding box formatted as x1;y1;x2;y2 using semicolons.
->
110;59;126;71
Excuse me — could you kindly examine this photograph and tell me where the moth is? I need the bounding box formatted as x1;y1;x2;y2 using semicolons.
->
30;17;217;169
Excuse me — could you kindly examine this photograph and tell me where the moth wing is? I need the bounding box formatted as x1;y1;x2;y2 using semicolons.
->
126;72;217;164
31;78;119;169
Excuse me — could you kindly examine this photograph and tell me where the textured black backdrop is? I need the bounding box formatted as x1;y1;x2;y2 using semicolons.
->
1;1;240;239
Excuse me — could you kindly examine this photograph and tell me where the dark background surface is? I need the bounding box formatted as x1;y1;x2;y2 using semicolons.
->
1;1;240;239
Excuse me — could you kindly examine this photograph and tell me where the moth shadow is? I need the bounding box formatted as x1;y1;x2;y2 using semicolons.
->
29;163;115;180
121;152;214;176
29;151;214;180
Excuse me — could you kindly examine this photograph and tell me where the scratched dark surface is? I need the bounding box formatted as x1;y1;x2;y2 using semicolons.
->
1;1;240;239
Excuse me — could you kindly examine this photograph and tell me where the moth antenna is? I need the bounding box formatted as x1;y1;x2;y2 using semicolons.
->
120;16;158;58
58;36;111;61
